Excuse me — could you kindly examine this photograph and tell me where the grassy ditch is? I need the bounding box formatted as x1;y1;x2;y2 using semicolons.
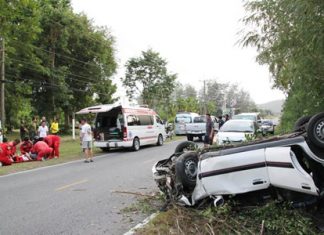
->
135;200;324;235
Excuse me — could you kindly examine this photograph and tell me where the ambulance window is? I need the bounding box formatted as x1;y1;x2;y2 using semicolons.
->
138;115;153;125
127;115;139;126
156;116;163;124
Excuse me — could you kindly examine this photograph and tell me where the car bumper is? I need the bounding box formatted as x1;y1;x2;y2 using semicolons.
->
94;140;133;148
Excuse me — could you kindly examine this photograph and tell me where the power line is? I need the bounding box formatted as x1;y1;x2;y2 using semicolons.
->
10;38;114;71
8;57;105;84
4;74;112;97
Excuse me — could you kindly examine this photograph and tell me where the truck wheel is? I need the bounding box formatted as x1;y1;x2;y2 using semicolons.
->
293;115;312;132
307;112;324;148
187;135;193;141
175;152;198;190
174;141;197;154
132;137;140;151
157;134;163;146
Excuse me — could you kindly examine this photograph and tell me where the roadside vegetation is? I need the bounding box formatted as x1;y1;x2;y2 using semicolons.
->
241;0;324;132
134;197;323;235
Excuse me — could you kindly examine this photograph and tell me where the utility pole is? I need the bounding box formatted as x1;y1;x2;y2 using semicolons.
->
0;37;5;128
203;80;207;114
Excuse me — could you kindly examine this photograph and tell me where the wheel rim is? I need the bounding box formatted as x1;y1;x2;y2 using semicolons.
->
134;139;139;150
184;159;197;180
314;119;324;144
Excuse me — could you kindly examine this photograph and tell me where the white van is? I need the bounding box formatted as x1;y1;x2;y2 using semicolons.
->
76;104;166;151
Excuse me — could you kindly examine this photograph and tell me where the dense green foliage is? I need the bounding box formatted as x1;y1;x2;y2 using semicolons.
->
0;0;117;130
242;0;324;131
122;49;177;121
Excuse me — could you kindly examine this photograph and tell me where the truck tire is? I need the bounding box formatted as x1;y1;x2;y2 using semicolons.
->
187;135;193;141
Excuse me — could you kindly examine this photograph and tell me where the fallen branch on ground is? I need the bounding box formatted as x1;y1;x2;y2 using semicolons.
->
111;190;155;198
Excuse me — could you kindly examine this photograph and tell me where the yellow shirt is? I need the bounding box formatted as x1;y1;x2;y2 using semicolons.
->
50;122;59;134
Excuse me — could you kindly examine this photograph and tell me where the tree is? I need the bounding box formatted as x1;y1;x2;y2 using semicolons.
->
0;0;41;129
241;0;324;130
0;0;117;131
30;0;117;129
122;49;177;109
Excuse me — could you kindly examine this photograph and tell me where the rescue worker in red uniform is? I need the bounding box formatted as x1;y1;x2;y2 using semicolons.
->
20;137;33;154
31;140;53;161
0;143;13;165
0;139;20;165
44;135;60;159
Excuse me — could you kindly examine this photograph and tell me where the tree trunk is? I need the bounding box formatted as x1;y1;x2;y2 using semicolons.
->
64;110;70;133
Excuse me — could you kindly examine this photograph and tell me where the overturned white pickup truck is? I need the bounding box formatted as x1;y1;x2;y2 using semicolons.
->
153;112;324;207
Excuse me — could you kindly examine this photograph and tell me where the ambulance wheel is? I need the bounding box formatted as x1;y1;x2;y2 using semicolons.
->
157;134;163;146
132;137;140;151
175;152;198;190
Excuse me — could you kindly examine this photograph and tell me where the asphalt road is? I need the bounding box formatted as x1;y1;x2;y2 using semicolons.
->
0;139;184;235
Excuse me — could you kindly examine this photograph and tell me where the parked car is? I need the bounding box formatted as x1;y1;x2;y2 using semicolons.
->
232;112;262;126
153;112;324;207
185;115;206;141
76;104;166;151
174;112;199;135
216;119;258;145
261;119;275;134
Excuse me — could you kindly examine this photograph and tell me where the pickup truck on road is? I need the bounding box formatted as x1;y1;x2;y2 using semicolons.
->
186;115;206;141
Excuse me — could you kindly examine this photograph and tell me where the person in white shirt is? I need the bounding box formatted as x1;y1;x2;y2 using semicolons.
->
80;118;93;163
38;121;49;138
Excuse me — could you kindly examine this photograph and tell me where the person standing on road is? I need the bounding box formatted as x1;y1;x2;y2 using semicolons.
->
80;118;93;163
204;114;214;147
38;121;49;138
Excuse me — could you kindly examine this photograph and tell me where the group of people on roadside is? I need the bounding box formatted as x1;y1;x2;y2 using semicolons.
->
204;113;230;147
0;116;61;166
0;135;61;166
19;116;59;141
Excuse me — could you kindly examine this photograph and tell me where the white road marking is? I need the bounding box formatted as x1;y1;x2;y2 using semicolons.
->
123;213;158;235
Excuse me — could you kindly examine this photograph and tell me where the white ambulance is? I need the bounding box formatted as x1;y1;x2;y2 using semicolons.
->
76;104;166;151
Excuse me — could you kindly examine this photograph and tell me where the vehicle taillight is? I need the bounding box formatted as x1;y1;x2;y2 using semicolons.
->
123;126;127;139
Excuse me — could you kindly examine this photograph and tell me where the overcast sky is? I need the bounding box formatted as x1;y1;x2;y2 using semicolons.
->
71;0;286;104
